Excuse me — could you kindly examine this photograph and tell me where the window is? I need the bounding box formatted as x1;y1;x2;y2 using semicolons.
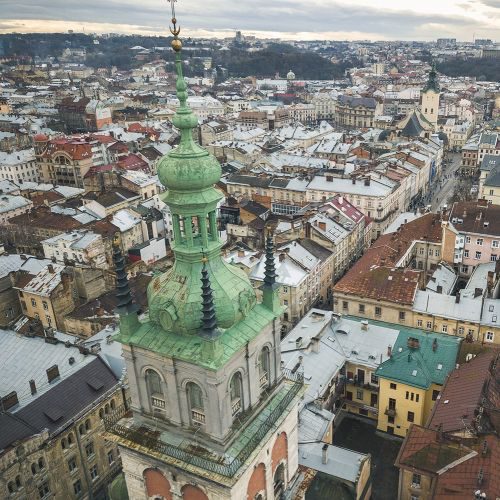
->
407;411;415;422
432;390;440;401
89;465;99;481
375;306;382;317
492;255;498;262
283;286;288;293
356;389;363;400
187;382;205;424
390;383;397;390
32;462;37;475
493;241;499;248
370;373;378;384
358;304;365;314
73;480;82;496
458;326;464;335
85;442;94;458
426;321;432;329
258;346;270;389
108;451;115;465
435;249;440;257
486;331;494;342
416;394;419;402
38;482;50;498
42;301;48;310
31;298;37;307
477;238;483;246
399;311;406;322
442;324;448;333
464;250;469;258
412;473;421;487
68;457;77;472
388;416;395;424
475;251;482;260
406;391;410;399
417;319;422;327
419;247;424;255
465;236;471;243
342;301;348;311
229;372;243;416
146;369;165;411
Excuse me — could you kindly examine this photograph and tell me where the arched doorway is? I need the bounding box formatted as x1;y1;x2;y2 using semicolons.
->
143;468;172;500
181;484;209;500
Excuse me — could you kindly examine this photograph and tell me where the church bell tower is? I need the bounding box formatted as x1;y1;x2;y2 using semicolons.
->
420;63;440;130
104;3;303;499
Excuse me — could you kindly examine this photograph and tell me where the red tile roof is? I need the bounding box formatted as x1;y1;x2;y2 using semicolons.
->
397;426;500;500
334;213;443;304
428;352;499;435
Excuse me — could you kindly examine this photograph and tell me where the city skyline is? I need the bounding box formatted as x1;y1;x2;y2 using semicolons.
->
0;0;499;41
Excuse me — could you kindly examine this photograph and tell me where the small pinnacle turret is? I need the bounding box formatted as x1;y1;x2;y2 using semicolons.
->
264;232;277;288
200;259;219;339
261;230;281;313
113;243;138;314
113;241;139;337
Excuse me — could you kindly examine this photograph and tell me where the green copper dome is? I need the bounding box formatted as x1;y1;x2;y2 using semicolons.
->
147;44;256;337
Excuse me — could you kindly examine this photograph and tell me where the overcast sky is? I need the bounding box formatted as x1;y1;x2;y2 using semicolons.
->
0;0;499;41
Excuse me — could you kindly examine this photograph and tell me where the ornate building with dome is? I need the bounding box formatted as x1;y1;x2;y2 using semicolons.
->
104;8;303;500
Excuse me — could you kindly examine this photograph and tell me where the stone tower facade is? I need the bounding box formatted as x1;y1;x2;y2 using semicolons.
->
420;64;440;131
104;13;303;500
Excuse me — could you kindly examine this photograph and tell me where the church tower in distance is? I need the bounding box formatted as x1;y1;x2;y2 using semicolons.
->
420;63;440;130
104;4;303;500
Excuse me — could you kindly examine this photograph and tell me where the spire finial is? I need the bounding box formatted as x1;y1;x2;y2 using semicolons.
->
200;258;219;339
112;235;138;315
263;227;277;288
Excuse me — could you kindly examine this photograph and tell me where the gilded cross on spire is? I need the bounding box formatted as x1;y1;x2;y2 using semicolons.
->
168;0;181;37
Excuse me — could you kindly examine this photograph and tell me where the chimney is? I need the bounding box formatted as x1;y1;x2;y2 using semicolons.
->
238;249;245;258
47;264;54;274
311;336;320;353
29;379;37;395
352;177;356;185
387;345;392;357
474;288;483;298
318;222;327;231
455;291;461;303
279;253;286;262
432;338;438;352
361;320;368;331
364;178;371;186
437;285;443;294
463;209;467;218
322;444;329;464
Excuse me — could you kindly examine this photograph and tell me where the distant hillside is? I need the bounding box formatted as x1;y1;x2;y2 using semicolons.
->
213;44;355;80
437;57;500;82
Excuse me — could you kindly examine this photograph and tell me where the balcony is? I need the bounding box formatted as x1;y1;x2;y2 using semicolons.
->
259;373;269;388
104;371;303;478
385;407;397;417
231;398;242;416
151;397;165;409
191;409;206;424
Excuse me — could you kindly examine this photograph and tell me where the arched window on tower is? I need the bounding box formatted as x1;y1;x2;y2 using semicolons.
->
258;346;271;391
145;369;166;416
229;372;243;417
187;382;205;425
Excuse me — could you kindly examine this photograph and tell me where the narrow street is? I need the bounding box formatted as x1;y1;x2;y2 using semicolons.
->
429;152;462;211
